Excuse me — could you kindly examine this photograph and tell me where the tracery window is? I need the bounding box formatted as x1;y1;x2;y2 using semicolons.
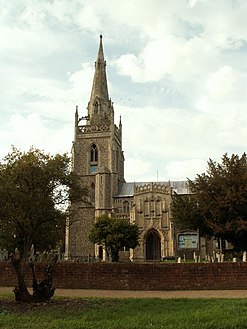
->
90;144;98;162
156;200;161;216
123;201;130;213
144;200;149;217
90;144;98;173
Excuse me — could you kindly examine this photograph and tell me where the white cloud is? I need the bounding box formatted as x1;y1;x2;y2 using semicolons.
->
74;5;102;31
1;0;247;183
0;112;73;159
195;65;247;115
206;66;237;102
165;158;207;181
68;63;94;104
114;36;179;83
188;0;202;8
125;157;152;182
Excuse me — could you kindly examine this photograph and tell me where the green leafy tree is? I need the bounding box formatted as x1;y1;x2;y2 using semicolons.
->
171;194;204;232
187;153;247;250
0;147;87;259
89;215;139;262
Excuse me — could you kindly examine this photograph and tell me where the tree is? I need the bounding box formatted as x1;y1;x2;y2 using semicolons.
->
171;194;204;231
10;249;58;303
89;215;139;262
0;147;87;259
186;153;247;250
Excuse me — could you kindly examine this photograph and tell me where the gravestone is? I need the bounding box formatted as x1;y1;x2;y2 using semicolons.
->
243;251;246;262
0;249;8;261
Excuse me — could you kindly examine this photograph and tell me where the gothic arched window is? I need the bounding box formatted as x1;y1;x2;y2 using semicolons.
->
94;101;99;114
123;201;130;213
90;144;98;162
90;144;98;173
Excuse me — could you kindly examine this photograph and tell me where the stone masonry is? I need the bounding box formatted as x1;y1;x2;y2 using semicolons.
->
65;36;207;262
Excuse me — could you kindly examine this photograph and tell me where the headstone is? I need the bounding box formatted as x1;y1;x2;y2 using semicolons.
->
216;252;221;262
15;248;21;260
2;249;8;261
233;257;237;262
243;251;246;262
177;257;181;263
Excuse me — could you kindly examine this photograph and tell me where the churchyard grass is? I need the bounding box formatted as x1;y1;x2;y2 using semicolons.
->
1;294;247;329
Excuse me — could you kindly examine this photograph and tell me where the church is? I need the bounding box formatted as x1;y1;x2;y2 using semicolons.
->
65;36;191;262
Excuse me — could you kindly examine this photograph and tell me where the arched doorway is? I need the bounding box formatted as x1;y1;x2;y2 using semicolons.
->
146;229;161;261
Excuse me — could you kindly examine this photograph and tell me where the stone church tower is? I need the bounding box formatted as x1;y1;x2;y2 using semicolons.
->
65;35;125;260
65;36;192;262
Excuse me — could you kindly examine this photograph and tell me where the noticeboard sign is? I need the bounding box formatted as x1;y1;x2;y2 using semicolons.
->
177;232;199;249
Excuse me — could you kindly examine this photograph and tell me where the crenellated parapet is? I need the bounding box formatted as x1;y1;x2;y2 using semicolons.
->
134;182;171;195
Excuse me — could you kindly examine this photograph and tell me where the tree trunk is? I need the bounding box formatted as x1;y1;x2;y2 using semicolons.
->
10;253;33;302
10;251;58;303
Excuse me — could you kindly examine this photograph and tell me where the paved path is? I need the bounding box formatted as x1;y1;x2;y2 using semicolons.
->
1;287;247;299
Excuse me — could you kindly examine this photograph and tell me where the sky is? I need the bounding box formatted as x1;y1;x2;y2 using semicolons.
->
1;0;247;182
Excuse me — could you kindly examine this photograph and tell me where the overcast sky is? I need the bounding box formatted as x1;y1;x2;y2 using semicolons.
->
1;0;246;182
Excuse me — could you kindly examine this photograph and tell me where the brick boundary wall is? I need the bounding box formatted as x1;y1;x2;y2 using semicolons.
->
1;261;247;290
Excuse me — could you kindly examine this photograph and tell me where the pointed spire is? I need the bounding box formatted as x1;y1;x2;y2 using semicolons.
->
87;35;113;125
97;34;104;64
89;35;109;104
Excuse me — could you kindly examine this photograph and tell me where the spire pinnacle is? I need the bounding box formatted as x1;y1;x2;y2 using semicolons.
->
96;34;104;65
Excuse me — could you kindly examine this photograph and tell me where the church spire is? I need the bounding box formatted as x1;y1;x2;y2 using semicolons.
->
87;35;113;125
90;34;109;102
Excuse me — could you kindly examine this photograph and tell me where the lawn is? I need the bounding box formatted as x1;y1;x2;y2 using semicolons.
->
1;293;247;329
